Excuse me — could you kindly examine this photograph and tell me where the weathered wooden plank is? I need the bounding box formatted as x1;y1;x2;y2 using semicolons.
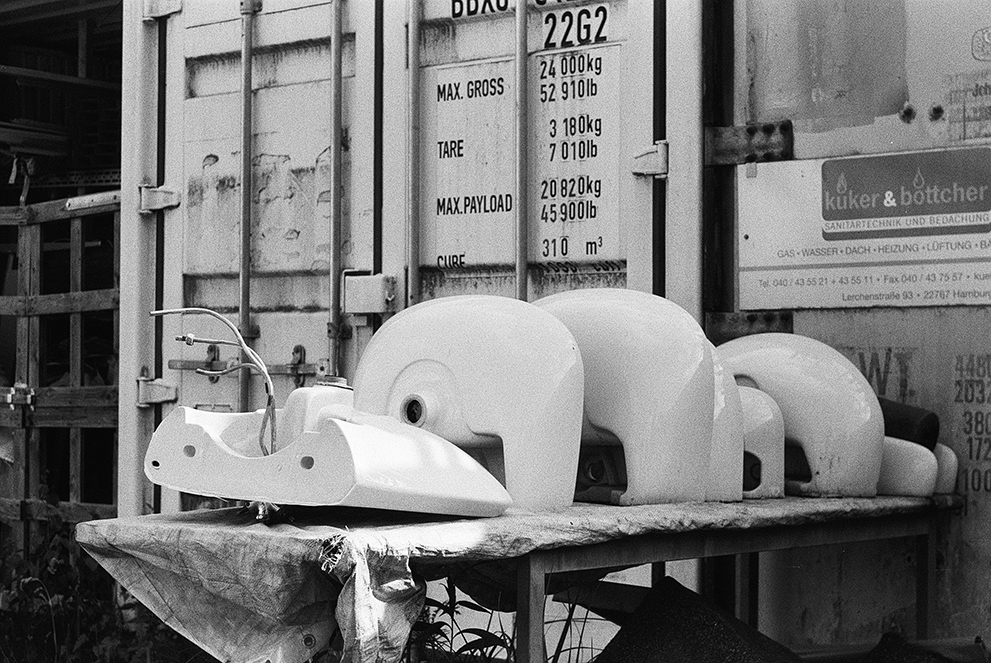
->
0;207;29;226
0;407;23;428
0;497;116;524
32;386;118;408
0;290;120;315
23;288;119;316
27;196;120;224
28;407;117;429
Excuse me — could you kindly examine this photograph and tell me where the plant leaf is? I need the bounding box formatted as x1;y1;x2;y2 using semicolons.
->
455;628;511;655
456;600;490;613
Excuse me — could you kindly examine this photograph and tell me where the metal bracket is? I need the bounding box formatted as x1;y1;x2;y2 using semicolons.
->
343;273;398;314
705;120;794;166
143;0;182;19
4;385;34;410
167;344;225;383
267;344;318;388
631;141;669;178
138;185;181;214
136;369;178;408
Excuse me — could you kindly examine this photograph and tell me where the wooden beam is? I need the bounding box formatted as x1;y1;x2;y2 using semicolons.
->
0;288;119;316
0;1;121;30
33;386;117;408
28;407;117;429
0;497;116;524
0;64;120;92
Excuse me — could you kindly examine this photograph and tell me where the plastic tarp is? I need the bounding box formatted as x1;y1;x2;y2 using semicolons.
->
75;497;939;663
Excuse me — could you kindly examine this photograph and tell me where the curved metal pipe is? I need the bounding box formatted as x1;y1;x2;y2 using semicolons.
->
239;2;257;411
514;0;528;301
328;0;344;375
406;0;422;306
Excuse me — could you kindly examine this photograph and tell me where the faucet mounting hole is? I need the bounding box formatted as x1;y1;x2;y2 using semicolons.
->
300;456;315;470
401;395;425;426
183;445;197;458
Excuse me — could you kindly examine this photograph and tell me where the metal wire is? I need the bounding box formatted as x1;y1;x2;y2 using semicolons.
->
152;307;278;455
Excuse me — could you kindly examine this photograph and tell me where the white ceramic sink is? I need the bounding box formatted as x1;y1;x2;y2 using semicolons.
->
738;386;785;499
353;295;585;509
709;345;744;502
718;333;884;497
877;436;938;497
933;443;958;494
145;383;512;517
534;289;713;505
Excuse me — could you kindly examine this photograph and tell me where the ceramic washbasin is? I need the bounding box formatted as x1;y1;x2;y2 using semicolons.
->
533;289;713;505
738;386;785;499
352;295;585;509
718;333;884;497
708;345;745;502
145;383;512;517
877;436;938;497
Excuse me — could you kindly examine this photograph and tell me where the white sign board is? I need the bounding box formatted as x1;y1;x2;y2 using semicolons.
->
738;148;991;309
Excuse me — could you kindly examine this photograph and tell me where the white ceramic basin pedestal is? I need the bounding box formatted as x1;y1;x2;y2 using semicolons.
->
719;333;884;498
534;289;714;505
738;386;785;499
353;296;585;510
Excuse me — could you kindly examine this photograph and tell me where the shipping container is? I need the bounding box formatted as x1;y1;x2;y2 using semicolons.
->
117;0;991;652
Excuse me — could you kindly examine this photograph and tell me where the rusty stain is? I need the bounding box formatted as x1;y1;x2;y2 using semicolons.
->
187;177;204;207
216;175;238;192
929;104;945;122
284;228;300;241
898;103;915;123
203;154;219;168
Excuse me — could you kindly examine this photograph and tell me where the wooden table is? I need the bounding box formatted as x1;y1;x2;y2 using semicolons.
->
76;496;957;663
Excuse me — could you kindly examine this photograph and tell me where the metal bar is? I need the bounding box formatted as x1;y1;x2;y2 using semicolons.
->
406;0;421;306
239;2;257;411
664;0;704;320
328;0;344;376
538;513;932;575
0;64;120;92
117;0;161;519
514;0;528;301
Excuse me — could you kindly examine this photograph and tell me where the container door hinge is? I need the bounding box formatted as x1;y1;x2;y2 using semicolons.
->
143;0;182;19
137;371;178;408
705;120;794;166
631;141;669;178
138;185;181;214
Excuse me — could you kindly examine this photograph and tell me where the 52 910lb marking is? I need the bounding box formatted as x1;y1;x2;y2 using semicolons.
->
544;6;607;49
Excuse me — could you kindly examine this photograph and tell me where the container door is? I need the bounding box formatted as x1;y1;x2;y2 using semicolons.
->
118;1;376;515
381;0;671;305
